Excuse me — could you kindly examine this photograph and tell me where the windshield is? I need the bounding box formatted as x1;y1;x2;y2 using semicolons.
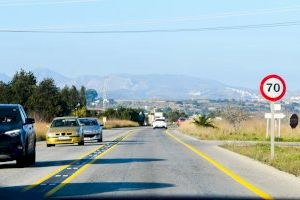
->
155;119;165;122
0;107;22;126
79;119;98;126
51;118;79;127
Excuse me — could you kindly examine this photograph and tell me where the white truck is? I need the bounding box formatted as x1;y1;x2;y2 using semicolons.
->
148;112;164;125
154;112;164;120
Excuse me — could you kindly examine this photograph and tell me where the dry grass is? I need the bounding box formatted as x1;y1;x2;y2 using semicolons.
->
222;144;300;177
34;121;49;141
104;119;139;129
179;118;300;141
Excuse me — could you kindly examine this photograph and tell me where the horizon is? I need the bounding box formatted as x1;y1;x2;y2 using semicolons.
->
0;67;259;90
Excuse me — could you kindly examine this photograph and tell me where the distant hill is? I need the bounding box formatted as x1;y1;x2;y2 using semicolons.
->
0;68;259;100
0;73;10;83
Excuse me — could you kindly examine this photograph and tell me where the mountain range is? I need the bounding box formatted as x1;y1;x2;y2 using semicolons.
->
0;68;259;100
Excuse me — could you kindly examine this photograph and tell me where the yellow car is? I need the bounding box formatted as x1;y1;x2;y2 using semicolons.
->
46;117;84;147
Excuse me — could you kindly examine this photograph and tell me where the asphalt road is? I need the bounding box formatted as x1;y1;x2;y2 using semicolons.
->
1;127;300;199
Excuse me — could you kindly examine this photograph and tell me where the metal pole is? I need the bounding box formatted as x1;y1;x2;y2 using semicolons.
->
266;119;269;138
278;118;281;138
270;102;275;159
274;119;277;139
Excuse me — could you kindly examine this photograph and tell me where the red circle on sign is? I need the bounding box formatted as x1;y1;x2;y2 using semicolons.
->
260;74;286;102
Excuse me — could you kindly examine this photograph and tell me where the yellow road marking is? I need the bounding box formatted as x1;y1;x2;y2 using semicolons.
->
23;144;103;192
23;130;132;192
45;130;135;197
165;130;272;200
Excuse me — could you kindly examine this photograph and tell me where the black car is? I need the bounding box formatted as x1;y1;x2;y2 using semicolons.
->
0;104;36;167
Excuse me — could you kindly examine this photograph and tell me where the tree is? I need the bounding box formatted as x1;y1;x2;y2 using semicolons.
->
79;86;87;107
193;115;216;128
30;78;61;121
0;81;10;103
102;107;144;124
0;69;90;121
72;107;87;118
165;109;187;122
222;105;249;129
10;69;37;111
59;85;80;115
69;85;80;109
59;86;72;116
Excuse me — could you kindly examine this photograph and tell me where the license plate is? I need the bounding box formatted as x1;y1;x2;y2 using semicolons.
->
58;136;70;140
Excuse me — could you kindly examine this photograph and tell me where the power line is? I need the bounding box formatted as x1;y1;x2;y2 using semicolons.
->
3;5;300;30
0;0;104;6
0;21;299;34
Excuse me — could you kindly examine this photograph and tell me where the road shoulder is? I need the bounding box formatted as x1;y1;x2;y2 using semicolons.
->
171;128;300;199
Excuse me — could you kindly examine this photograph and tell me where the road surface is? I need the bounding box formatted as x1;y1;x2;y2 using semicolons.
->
1;127;300;199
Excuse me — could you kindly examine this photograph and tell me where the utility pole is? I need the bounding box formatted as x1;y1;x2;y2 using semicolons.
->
102;77;109;111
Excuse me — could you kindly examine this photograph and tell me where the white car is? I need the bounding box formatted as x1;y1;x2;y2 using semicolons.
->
153;119;167;129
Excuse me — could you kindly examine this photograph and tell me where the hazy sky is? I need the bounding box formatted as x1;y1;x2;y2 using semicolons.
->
0;0;299;89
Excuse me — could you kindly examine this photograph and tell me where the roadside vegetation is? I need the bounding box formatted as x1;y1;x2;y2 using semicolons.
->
35;122;49;141
179;106;300;141
0;69;87;122
103;120;139;129
0;69;146;141
101;107;145;126
222;144;300;177
163;108;187;122
193;115;216;128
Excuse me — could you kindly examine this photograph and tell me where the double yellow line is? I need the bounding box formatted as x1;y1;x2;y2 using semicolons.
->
24;130;135;197
165;130;273;200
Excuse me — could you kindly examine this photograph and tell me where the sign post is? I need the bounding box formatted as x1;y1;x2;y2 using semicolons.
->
260;74;286;159
270;102;275;159
264;113;285;139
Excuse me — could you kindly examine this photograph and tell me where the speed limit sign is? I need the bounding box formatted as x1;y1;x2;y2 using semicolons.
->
260;74;286;160
260;74;286;102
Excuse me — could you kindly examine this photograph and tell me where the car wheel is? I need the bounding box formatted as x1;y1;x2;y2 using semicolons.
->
28;150;36;165
47;144;55;147
16;143;28;167
78;140;84;146
97;137;103;143
16;156;27;167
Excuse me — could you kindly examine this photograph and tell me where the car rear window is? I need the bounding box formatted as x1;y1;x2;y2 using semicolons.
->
0;107;22;125
51;119;79;127
79;119;98;126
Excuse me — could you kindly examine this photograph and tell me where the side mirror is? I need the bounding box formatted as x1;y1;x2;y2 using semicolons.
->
100;124;104;127
25;118;35;124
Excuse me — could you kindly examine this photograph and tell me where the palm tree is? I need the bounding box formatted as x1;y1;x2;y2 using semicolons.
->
193;115;216;128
